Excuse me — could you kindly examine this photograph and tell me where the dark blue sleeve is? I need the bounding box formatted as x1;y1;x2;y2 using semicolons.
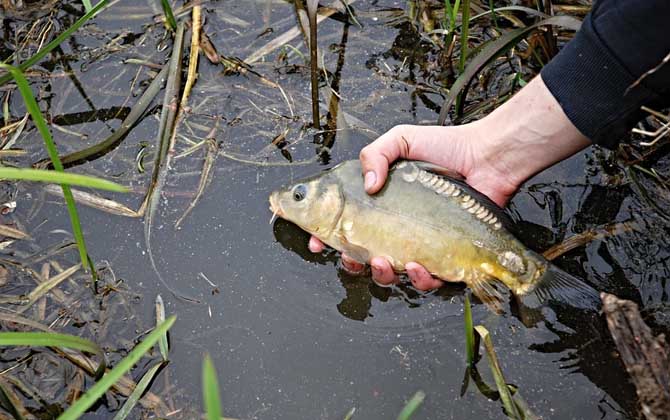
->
540;0;670;149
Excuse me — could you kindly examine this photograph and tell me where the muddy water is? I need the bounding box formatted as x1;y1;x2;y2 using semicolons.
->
2;0;669;418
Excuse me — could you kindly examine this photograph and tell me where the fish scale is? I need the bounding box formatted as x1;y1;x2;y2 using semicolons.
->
406;162;501;230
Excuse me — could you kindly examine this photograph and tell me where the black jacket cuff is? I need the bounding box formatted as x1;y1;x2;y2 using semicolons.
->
541;14;662;149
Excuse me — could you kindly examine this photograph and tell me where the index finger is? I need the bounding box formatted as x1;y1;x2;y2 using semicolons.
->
359;126;413;194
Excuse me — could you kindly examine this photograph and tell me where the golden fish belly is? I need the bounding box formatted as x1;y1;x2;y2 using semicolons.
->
323;198;503;284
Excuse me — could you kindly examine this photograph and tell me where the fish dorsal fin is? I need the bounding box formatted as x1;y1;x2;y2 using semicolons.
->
469;271;505;314
393;160;515;232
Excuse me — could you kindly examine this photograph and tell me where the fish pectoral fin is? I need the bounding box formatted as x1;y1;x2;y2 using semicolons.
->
335;234;370;264
469;271;506;314
412;161;465;180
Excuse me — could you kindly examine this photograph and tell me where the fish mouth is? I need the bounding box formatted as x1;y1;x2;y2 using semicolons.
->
268;192;284;224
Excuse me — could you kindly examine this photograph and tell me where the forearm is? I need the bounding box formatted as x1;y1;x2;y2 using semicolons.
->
475;75;591;188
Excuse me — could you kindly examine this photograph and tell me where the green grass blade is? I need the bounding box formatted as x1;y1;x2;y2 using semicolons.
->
488;0;499;30
82;0;93;12
0;168;127;192
202;354;223;420
474;326;524;420
396;391;425;420
0;331;101;354
464;292;476;366
0;0;109;86
444;1;453;30
0;64;92;272
160;0;177;30
0;330;106;378
57;316;176;420
111;362;164;420
155;294;169;361
437;15;582;124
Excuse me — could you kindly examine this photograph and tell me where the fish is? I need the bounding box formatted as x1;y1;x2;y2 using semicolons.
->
268;160;599;312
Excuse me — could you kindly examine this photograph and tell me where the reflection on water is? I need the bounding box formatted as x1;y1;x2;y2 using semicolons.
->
272;218;468;323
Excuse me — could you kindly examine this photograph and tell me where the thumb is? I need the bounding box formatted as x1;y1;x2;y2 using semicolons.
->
359;127;412;194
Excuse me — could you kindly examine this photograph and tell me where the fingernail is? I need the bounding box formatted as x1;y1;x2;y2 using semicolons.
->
364;171;376;191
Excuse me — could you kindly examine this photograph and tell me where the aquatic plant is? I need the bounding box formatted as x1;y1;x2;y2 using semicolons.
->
0;64;110;275
438;15;582;123
475;326;523;419
0;168;126;191
58;317;176;419
396;391;426;420
160;0;178;31
306;0;320;128
464;291;476;366
203;354;224;420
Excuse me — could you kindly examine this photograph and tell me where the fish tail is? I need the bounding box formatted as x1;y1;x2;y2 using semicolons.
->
524;265;601;310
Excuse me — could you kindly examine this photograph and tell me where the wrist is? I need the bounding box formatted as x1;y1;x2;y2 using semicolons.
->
475;75;591;189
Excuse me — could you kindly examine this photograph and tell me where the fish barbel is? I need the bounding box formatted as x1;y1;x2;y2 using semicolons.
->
269;160;598;311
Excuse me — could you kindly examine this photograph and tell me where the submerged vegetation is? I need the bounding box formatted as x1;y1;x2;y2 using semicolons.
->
0;0;667;418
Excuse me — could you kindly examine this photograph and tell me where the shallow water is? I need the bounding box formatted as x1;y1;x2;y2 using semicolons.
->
1;1;669;418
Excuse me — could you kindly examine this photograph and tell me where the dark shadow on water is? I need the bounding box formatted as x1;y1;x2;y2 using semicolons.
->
272;218;464;322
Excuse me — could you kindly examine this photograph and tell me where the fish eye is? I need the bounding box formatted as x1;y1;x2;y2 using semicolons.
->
292;184;307;201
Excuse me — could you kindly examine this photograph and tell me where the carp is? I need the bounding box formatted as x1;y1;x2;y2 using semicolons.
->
269;160;598;311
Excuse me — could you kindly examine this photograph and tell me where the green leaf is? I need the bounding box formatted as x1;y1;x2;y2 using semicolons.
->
437;15;582;124
0;168;127;192
57;316;176;420
396;391;425;420
203;354;223;420
464;292;476;366
0;0;110;86
0;64;93;272
474;326;524;420
82;0;93;12
160;0;177;30
111;362;164;420
0;330;106;378
0;331;101;354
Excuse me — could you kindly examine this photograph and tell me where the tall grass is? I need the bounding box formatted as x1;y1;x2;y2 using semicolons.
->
438;15;582;123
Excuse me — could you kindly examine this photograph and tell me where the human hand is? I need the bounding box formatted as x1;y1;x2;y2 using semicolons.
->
310;75;591;290
309;121;510;290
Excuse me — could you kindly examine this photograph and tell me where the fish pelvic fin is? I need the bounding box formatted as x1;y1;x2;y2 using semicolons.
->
524;265;600;310
469;271;505;314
